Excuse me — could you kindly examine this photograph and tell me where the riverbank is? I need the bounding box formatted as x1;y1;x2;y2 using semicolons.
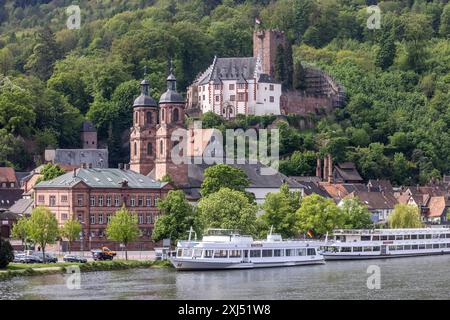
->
0;260;172;281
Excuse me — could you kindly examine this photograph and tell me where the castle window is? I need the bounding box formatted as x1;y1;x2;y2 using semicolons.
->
270;96;275;103
230;95;235;101
214;84;221;90
215;95;220;102
135;112;138;124
229;84;235;90
161;109;165;122
238;83;245;89
238;93;246;102
269;84;274;91
173;108;179;122
146;112;152;125
134;142;137;156
147;143;153;156
160;140;164;154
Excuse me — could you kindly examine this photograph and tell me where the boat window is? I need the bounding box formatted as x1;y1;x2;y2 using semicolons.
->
204;250;214;258
177;249;183;257
250;250;261;258
418;234;425;239
446;234;450;238
361;236;371;241
262;250;273;257
447;243;450;248
419;244;426;250
193;249;202;258
372;236;380;241
395;235;403;240
412;245;418;250
183;249;193;257
296;248;306;256
285;249;293;256
427;244;434;249
439;234;445;239
396;245;403;250
411;235;418;239
307;248;316;256
363;247;372;252
389;245;396;251
214;250;228;258
273;249;282;257
341;247;351;253
425;234;432;239
353;247;362;252
229;250;241;258
388;235;395;240
404;245;411;250
440;243;446;248
381;236;388;241
404;235;410;240
372;246;381;252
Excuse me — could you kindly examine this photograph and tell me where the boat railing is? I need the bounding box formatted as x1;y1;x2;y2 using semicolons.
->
333;227;450;235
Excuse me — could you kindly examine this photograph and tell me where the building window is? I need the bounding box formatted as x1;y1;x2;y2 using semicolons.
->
162;109;165;122
61;213;68;221
238;83;245;89
147;213;153;224
38;195;45;204
230;95;236;101
269;84;274;91
138;196;144;207
77;194;84;206
147;143;153;156
138;214;144;225
238;93;246;102
130;196;135;207
215;95;220;102
10;182;15;188
214;84;221;90
106;195;111;207
146;196;152;207
107;214;112;224
98;213;104;224
49;195;56;206
98;195;103;207
203;95;205;101
135;112;138;124
154;195;159;206
229;84;235;90
172;108;179;122
160;140;164;155
61;195;68;203
90;196;95;206
270;96;274;103
134;142;137;156
90;214;95;225
114;196;120;207
77;213;83;222
146;112;152;125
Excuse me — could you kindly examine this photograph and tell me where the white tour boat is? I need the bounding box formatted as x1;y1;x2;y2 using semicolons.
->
320;227;450;260
170;228;325;270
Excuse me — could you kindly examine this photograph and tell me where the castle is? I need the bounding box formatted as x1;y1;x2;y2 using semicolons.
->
186;29;285;118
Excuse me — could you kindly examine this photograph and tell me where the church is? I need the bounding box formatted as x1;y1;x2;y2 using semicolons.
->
185;29;285;118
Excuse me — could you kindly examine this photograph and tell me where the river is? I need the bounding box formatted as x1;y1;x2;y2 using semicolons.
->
1;255;449;300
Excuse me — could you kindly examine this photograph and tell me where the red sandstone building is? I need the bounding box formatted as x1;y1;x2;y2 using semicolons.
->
34;167;172;250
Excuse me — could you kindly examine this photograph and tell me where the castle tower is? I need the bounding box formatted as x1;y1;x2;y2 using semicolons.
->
253;29;286;77
80;120;97;149
129;76;159;176
155;68;188;186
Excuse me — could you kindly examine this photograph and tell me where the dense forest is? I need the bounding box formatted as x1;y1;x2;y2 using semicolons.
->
0;0;449;186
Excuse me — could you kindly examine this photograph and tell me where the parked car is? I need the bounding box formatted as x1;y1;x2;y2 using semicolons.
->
13;253;43;264
91;249;114;261
63;255;87;263
33;252;58;263
101;247;116;257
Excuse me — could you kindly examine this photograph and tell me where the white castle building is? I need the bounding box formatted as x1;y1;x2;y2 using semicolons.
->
186;29;285;118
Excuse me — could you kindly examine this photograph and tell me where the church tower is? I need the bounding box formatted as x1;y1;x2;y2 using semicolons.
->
155;68;189;187
129;76;158;176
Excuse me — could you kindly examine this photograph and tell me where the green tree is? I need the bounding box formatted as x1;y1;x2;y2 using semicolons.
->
197;188;258;236
279;150;316;176
274;44;287;88
35;163;66;184
106;206;140;260
11;216;30;249
388;204;422;228
201;111;224;128
439;3;450;37
293;0;313;42
376;32;396;70
293;61;306;90
27;207;59;262
0;238;14;269
259;183;301;238
295;194;343;236
340;197;373;229
201;164;250;197
61;219;81;254
152;190;198;244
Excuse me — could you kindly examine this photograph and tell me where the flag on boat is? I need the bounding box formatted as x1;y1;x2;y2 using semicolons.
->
255;17;261;25
306;229;314;238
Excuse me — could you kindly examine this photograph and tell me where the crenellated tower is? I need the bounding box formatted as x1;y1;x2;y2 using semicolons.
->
129;76;159;176
154;68;189;187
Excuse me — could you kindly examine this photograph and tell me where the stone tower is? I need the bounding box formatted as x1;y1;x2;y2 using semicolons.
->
129;77;159;176
80;120;97;149
253;29;286;77
155;69;188;187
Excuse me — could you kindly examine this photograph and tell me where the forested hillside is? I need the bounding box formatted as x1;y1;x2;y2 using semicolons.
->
0;0;449;186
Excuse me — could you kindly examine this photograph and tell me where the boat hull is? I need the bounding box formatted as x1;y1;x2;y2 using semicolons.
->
170;258;325;270
323;250;450;261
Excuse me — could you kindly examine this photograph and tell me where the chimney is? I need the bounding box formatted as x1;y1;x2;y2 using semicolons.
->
73;168;77;178
323;156;328;183
328;154;333;183
316;158;322;180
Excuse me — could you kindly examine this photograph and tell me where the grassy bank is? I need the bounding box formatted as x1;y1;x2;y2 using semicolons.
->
0;259;172;281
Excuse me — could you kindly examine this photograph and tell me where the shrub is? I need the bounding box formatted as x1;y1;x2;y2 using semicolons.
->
0;238;14;269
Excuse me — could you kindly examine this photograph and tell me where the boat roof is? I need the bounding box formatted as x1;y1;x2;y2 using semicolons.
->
333;227;450;235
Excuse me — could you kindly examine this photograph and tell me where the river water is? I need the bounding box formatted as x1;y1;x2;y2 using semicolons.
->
1;255;449;300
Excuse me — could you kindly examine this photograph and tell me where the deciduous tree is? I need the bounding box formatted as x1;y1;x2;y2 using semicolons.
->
106;206;140;260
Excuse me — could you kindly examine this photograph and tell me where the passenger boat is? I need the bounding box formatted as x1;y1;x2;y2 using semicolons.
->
170;228;325;270
320;227;450;260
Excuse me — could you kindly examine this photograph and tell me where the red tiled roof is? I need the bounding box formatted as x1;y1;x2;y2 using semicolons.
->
427;196;447;217
0;167;17;184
